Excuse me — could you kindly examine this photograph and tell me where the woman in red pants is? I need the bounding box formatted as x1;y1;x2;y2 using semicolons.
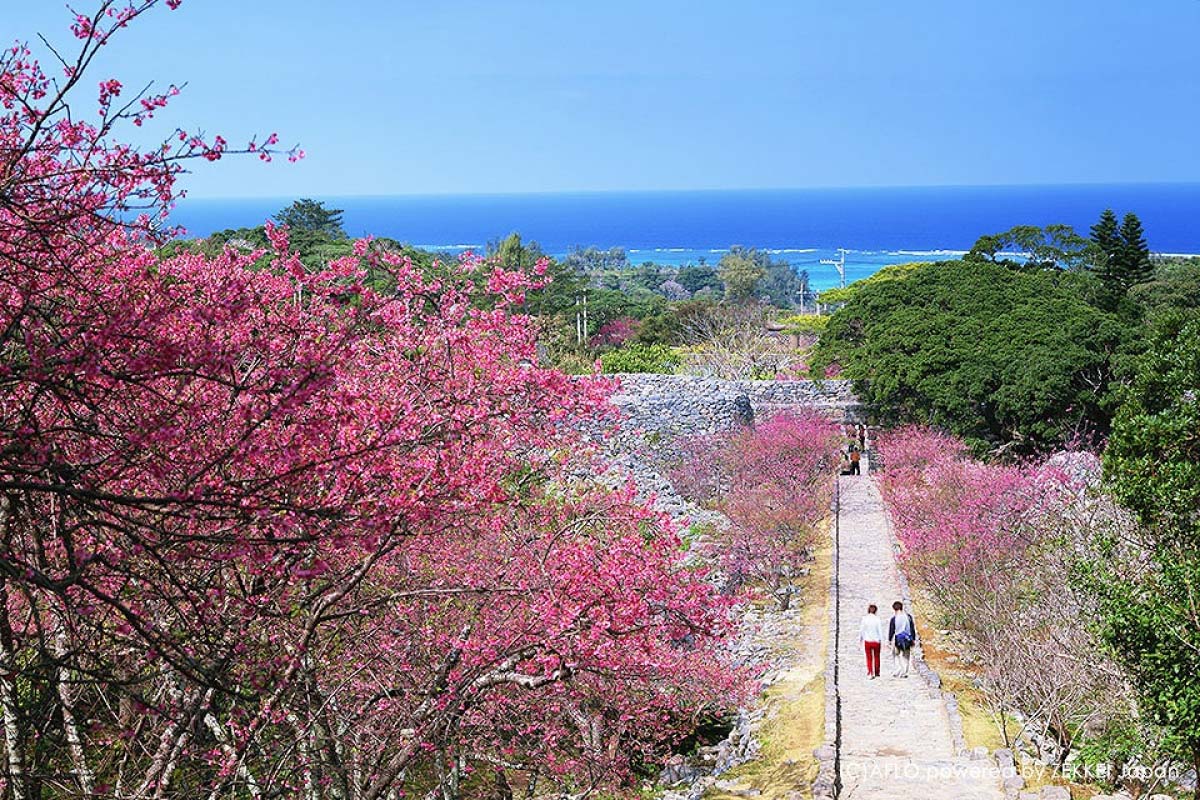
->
859;603;883;678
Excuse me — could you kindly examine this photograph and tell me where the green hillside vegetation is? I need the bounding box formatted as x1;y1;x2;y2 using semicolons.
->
815;210;1194;455
1086;310;1200;778
816;261;928;306
816;260;1128;454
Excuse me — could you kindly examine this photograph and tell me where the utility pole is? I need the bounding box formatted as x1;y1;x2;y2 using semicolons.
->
574;291;589;345
575;294;582;345
820;249;848;288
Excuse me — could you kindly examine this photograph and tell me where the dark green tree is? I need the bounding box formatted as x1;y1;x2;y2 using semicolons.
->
1088;311;1200;788
273;198;346;238
816;260;1127;453
1089;209;1153;295
965;224;1088;270
1118;212;1153;288
677;265;722;295
1089;208;1122;289
1090;208;1120;257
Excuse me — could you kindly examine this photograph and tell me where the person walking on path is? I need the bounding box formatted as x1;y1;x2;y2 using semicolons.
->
848;446;861;475
888;601;917;677
859;604;883;678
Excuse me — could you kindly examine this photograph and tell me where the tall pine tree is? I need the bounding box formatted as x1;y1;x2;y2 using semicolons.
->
1089;208;1153;294
1118;212;1153;289
1090;208;1122;290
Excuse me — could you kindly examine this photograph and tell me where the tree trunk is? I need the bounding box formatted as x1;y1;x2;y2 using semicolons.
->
52;627;95;796
0;578;28;800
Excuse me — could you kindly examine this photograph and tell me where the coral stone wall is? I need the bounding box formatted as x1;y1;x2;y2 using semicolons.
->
603;375;861;448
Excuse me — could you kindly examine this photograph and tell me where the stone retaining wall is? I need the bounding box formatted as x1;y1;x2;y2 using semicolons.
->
603;375;862;451
582;375;862;525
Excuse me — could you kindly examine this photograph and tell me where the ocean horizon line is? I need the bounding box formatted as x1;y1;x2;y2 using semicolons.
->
169;183;1200;261
411;243;1200;259
176;180;1200;204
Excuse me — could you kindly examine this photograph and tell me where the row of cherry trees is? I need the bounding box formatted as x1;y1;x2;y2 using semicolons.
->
0;3;745;798
875;428;1172;797
668;412;842;609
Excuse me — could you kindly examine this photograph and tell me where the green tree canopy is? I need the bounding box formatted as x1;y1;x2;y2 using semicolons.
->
677;264;723;295
1104;311;1200;533
965;223;1089;270
716;246;803;306
273;198;347;238
1129;257;1200;317
1089;311;1200;775
718;246;768;302
816;260;1127;453
817;261;928;306
562;245;629;272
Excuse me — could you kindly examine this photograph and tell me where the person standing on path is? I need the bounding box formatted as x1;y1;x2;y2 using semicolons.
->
848;446;861;475
888;601;917;677
859;604;883;678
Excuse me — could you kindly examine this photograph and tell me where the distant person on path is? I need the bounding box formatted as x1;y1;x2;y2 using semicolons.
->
888;601;917;677
856;423;866;451
848;446;861;475
859;603;883;679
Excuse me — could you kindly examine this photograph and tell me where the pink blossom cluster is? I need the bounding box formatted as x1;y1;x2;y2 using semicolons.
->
672;412;842;608
1;0;300;251
589;315;641;348
876;426;1083;590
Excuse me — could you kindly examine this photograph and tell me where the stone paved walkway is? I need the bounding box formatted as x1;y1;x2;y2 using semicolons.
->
835;473;1003;800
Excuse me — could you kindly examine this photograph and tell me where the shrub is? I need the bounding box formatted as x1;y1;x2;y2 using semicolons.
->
877;428;1146;783
778;313;829;334
600;342;680;374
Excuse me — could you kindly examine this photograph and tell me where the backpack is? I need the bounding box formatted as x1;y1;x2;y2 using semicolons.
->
894;614;915;650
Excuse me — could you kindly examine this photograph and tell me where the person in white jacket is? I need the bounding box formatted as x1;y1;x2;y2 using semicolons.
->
859;604;883;678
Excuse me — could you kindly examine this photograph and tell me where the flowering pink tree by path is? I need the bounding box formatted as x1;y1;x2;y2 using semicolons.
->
875;427;1139;778
0;4;744;798
671;412;842;609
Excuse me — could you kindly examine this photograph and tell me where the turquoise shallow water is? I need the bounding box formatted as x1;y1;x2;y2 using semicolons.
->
172;184;1200;291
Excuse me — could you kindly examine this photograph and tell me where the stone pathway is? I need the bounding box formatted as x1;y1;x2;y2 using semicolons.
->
834;473;1004;800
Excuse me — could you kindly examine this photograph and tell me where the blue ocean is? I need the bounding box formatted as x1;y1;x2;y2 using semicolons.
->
171;184;1200;291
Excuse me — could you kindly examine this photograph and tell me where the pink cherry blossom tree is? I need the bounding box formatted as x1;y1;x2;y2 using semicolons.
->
876;428;1136;776
670;412;841;608
0;5;744;798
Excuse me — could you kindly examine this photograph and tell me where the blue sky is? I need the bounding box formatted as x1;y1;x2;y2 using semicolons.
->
8;0;1200;197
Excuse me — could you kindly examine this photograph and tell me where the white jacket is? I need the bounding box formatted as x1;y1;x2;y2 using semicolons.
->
859;613;883;643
